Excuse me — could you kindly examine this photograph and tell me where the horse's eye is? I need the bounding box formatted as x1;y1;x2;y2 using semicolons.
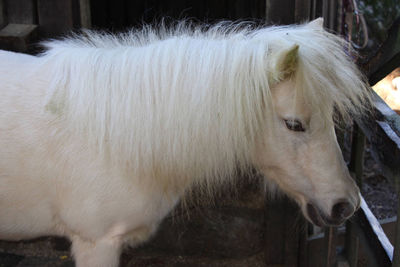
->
284;119;305;132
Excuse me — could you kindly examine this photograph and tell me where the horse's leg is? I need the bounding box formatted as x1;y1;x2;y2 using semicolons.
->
71;224;158;267
71;235;122;267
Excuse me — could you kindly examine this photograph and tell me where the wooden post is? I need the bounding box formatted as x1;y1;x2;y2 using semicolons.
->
265;0;295;25
0;23;38;52
79;0;91;28
295;0;311;22
323;227;338;267
5;0;37;24
264;197;306;266
345;219;359;267
344;123;366;266
322;0;337;30
0;0;5;29
392;174;400;266
37;0;79;37
350;124;366;187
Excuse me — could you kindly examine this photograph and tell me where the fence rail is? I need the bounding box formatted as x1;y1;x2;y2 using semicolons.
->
322;91;400;267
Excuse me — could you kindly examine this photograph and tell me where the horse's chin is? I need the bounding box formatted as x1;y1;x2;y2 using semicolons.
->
306;203;344;227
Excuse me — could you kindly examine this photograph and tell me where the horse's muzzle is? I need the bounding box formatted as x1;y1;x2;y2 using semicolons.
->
306;200;355;227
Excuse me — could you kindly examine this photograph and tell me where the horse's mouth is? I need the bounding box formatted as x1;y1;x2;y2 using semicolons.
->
306;202;354;227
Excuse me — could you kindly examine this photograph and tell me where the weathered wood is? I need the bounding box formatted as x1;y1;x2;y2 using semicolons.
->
345;220;359;267
37;0;79;37
308;217;397;266
5;0;37;24
108;0;125;30
393;188;400;266
322;0;338;30
345;126;363;267
295;0;311;22
357;92;400;192
353;90;400;266
349;123;365;187
264;197;305;266
0;23;38;52
79;0;91;28
265;0;295;25
323;227;337;267
365;18;400;86
354;197;393;266
0;0;6;29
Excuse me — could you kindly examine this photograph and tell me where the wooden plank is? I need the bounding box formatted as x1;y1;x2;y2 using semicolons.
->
353;197;393;266
108;0;125;30
349;124;366;187
5;0;37;24
90;0;108;29
345;220;359;267
79;0;91;28
266;0;295;25
357;92;400;191
0;0;6;29
323;227;337;267
264;197;305;265
37;0;78;37
345;125;364;267
264;198;286;264
321;0;338;30
365;18;400;85
392;190;400;266
0;23;38;52
355;90;400;266
295;0;311;22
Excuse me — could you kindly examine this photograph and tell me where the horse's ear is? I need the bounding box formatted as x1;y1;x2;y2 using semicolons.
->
308;18;324;29
275;44;299;80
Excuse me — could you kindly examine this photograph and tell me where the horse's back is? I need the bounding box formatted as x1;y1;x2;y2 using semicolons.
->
0;49;37;74
0;50;42;98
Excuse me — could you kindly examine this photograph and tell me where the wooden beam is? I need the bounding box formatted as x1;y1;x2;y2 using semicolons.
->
79;0;91;28
295;0;311;22
345;124;364;267
265;0;295;25
345;220;359;267
264;197;306;265
354;197;393;266
365;18;400;85
37;0;79;37
357;92;400;191
392;177;400;266
0;23;38;52
5;0;37;24
323;227;337;267
0;0;6;29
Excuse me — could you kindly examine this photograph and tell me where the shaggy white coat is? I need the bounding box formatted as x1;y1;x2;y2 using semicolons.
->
0;19;370;266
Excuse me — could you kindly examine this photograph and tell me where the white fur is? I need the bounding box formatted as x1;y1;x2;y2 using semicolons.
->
0;20;370;266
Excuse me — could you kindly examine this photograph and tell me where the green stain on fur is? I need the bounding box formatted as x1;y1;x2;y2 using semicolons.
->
45;95;65;115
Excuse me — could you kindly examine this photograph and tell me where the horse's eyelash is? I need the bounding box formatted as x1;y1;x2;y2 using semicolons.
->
284;119;306;132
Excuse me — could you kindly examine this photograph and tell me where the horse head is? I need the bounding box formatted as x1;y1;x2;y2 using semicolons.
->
253;18;365;227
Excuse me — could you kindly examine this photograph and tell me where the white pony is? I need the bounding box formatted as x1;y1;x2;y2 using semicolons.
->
0;18;370;266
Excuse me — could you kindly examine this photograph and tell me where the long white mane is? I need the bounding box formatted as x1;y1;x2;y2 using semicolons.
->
40;21;370;193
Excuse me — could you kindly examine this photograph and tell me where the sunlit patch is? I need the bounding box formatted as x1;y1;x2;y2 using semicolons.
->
372;67;400;114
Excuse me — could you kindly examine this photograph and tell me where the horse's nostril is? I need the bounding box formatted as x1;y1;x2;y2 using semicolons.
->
331;201;353;220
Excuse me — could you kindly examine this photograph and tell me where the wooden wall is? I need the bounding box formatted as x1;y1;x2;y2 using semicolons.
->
90;0;266;31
